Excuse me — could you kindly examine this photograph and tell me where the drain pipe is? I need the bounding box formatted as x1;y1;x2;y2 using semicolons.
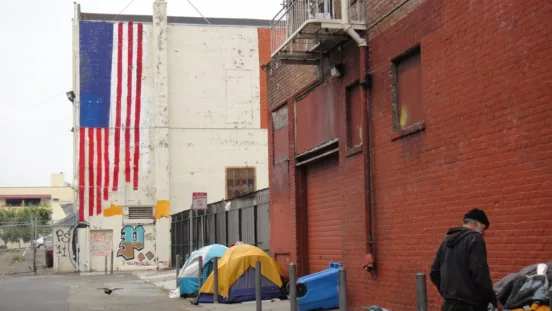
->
341;0;375;274
341;0;367;47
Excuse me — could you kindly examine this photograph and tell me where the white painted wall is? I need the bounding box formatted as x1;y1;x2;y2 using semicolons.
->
71;0;269;271
167;25;268;214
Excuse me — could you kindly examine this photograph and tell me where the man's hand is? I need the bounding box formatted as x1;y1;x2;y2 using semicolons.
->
496;302;503;311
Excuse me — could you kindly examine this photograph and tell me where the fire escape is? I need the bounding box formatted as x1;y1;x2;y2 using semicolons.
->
270;0;367;65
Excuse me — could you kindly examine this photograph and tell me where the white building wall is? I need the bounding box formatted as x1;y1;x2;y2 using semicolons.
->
71;0;269;272
167;25;268;214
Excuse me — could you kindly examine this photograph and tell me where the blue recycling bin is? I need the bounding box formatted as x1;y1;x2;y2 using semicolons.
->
295;262;342;311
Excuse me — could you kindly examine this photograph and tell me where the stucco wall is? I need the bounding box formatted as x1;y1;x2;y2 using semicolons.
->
167;25;268;214
73;1;170;272
72;1;269;270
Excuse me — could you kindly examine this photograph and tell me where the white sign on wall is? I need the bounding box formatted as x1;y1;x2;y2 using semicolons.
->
192;192;208;210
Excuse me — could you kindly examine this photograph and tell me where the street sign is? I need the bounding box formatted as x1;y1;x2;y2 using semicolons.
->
192;192;208;210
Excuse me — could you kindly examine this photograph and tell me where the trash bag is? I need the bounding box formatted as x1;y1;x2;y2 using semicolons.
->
364;306;391;311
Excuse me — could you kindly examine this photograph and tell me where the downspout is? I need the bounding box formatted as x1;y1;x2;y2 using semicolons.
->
341;0;367;47
341;0;376;274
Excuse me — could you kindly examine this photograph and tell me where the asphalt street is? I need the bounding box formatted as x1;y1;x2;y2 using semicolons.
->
0;273;194;311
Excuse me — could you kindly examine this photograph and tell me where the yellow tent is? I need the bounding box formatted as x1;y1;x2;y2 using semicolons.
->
196;244;284;303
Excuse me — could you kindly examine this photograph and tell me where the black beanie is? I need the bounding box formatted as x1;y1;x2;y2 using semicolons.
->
464;208;490;228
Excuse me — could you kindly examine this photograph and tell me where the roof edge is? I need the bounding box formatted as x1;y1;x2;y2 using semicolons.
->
80;13;272;27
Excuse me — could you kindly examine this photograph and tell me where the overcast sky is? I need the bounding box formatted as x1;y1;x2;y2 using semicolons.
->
0;0;281;187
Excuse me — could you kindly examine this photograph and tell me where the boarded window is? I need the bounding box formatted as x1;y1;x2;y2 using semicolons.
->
392;46;424;130
346;82;362;148
226;167;256;200
127;206;153;220
272;106;289;164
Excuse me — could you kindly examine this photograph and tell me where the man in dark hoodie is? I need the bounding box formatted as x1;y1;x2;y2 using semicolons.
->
430;208;500;311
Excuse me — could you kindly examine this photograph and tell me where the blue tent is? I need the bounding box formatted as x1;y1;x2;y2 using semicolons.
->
177;244;228;297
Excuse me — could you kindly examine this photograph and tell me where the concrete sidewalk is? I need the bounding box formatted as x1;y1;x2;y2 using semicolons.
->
191;300;292;311
134;269;177;291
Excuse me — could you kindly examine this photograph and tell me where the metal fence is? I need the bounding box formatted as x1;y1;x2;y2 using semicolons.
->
0;218;53;275
171;188;270;266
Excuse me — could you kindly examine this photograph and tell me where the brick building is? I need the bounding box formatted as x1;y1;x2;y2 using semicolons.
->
265;0;552;310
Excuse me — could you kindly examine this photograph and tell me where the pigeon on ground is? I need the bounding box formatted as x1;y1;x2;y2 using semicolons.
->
97;287;123;295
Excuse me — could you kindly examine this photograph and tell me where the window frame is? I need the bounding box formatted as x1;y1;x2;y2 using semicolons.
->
390;44;426;140
225;167;257;200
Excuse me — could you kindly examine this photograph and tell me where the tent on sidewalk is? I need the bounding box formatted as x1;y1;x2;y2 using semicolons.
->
194;244;285;303
172;244;228;298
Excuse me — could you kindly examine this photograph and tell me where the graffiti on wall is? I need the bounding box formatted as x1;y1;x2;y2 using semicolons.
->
53;223;82;269
55;229;71;257
91;231;113;257
144;232;155;241
117;225;155;262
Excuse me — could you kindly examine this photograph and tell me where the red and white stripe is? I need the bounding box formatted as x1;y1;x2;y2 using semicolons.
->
79;21;146;221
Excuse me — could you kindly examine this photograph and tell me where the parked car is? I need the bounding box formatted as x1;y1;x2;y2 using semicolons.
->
33;234;52;248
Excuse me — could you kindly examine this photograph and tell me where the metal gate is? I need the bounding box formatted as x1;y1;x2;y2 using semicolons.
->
0;218;53;275
171;188;270;266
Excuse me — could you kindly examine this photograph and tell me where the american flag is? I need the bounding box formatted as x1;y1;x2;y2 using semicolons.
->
79;21;147;221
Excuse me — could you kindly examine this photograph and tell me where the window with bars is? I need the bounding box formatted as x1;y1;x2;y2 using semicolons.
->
226;167;256;200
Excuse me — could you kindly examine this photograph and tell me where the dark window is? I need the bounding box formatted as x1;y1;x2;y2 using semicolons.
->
392;46;424;130
226;167;256;200
5;198;41;207
5;199;23;207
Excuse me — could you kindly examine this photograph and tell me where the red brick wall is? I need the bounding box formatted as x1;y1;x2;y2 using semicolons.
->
267;62;318;110
268;0;552;310
364;0;552;309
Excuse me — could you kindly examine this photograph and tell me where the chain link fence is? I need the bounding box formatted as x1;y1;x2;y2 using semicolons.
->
0;218;53;275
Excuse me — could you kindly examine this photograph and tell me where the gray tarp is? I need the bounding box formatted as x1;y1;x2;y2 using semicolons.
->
493;262;552;310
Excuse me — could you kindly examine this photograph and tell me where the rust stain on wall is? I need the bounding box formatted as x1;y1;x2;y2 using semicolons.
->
295;80;338;155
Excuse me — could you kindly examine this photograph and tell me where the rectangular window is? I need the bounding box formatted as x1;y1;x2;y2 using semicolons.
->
226;167;256;200
272;106;289;164
392;46;424;130
346;81;362;149
5;198;42;206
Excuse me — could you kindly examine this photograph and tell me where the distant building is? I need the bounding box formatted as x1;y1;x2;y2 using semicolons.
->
0;173;73;221
69;0;270;272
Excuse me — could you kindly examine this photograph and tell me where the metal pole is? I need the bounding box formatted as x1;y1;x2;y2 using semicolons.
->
105;255;108;275
289;263;297;311
416;273;428;311
76;243;80;273
213;257;219;304
110;250;114;275
339;267;347;311
31;216;37;275
255;260;262;311
176;255;181;288
189;210;193;255
57;255;60;273
198;256;204;290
